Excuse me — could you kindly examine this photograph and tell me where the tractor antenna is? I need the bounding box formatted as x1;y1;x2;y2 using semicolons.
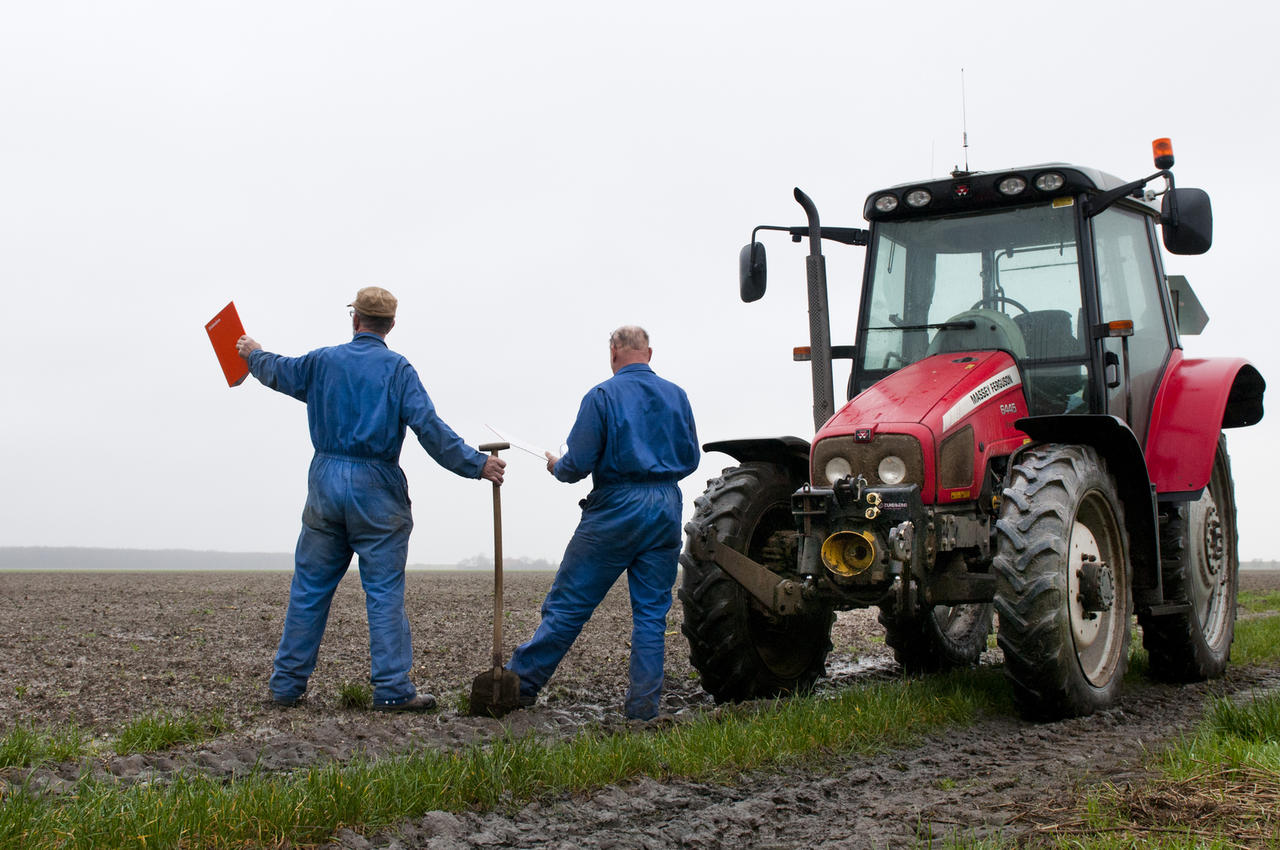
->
961;68;970;173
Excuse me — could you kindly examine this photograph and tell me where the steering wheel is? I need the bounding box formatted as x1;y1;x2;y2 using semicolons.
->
971;295;1030;315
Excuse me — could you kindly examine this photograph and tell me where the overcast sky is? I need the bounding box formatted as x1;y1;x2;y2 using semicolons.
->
3;2;1276;565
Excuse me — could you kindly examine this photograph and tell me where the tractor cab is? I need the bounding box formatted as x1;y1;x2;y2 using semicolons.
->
853;159;1209;445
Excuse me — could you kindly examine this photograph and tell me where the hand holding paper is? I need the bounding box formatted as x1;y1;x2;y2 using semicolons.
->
205;302;251;387
237;335;261;360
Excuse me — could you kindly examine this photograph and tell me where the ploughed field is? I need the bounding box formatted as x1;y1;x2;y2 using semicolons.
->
3;569;1280;849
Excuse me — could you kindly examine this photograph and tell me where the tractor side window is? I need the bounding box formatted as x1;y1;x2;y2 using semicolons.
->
995;240;1089;415
1093;206;1171;443
861;233;908;373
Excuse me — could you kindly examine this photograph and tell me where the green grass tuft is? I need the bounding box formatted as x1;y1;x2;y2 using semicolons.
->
337;681;373;710
112;710;229;756
0;722;88;769
1204;690;1280;744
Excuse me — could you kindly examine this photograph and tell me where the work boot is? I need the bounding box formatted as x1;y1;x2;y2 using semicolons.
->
372;693;437;713
270;693;305;708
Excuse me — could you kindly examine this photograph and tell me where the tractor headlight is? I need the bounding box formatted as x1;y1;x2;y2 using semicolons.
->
825;457;852;483
998;176;1027;196
878;455;907;485
812;434;924;488
874;194;899;212
905;189;932;208
1035;172;1065;192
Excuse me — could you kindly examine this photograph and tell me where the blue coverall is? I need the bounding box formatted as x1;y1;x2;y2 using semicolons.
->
506;363;699;720
248;332;487;707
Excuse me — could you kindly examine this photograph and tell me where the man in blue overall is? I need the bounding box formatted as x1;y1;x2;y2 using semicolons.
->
506;326;699;720
236;287;505;711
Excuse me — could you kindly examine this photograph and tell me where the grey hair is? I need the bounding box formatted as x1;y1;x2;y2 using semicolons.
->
609;325;650;351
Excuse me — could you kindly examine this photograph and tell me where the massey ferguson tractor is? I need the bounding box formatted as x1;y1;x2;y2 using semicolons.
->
680;139;1266;720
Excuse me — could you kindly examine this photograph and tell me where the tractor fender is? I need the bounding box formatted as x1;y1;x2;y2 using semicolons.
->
1145;351;1265;497
1013;414;1160;596
701;436;812;484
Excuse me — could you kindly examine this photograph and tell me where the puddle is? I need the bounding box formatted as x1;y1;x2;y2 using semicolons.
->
821;655;900;685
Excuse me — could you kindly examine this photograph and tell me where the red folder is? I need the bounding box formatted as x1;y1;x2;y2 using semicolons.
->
205;301;251;387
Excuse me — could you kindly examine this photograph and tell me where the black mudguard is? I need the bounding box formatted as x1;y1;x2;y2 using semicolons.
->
1014;414;1160;604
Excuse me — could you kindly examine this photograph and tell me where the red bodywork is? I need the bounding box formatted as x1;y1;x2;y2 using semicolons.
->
813;350;1029;505
1146;350;1257;494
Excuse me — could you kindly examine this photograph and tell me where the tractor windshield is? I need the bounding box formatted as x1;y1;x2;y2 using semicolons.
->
857;201;1089;415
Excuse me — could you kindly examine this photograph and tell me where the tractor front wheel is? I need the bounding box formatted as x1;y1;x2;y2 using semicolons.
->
1141;435;1239;681
993;444;1132;720
679;463;834;702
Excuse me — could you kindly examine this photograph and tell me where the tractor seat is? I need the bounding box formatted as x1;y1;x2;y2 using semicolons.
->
927;309;1027;359
1013;309;1082;361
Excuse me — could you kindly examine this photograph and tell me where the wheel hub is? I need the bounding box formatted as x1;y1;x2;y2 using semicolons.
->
1076;554;1115;617
1200;501;1224;580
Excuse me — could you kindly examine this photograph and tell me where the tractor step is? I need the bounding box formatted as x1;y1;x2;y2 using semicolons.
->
1143;602;1193;617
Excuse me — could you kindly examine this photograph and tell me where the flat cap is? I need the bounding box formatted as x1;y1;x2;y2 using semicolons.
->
348;286;397;318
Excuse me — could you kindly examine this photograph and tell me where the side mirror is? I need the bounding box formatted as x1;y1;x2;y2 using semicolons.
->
739;242;767;303
1161;188;1212;255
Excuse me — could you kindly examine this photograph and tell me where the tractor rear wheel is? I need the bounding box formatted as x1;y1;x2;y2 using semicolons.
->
1140;435;1238;681
679;463;834;702
993;444;1132;720
879;601;992;674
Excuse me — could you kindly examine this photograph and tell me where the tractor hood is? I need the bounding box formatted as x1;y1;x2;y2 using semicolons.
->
813;350;1030;503
821;350;1025;436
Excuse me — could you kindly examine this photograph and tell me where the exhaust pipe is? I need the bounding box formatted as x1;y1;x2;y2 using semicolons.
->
794;187;835;432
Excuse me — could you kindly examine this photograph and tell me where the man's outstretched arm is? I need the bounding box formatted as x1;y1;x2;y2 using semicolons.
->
237;335;310;402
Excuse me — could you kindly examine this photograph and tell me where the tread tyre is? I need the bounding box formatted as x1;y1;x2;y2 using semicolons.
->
1140;435;1238;681
679;463;834;702
879;603;993;674
993;444;1132;720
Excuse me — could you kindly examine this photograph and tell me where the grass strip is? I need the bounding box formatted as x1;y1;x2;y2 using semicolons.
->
0;669;1011;850
1238;589;1280;616
1229;612;1280;667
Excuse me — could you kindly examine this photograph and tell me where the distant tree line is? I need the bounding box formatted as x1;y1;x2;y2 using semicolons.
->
456;553;559;569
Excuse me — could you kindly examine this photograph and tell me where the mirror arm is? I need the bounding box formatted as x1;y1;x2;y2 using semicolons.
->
750;224;869;246
1160;170;1179;228
751;224;793;243
1085;169;1172;219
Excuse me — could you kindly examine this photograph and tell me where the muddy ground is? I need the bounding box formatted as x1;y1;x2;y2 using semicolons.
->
2;569;1279;848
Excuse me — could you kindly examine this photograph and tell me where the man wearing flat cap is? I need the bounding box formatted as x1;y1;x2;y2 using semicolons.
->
237;287;504;712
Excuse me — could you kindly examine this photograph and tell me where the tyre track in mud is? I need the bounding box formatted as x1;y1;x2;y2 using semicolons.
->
2;570;1278;848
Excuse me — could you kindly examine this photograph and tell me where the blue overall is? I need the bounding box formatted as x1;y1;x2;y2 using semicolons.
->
506;363;699;720
248;332;486;706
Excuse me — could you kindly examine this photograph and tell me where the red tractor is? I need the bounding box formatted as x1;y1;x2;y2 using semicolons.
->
681;140;1266;719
